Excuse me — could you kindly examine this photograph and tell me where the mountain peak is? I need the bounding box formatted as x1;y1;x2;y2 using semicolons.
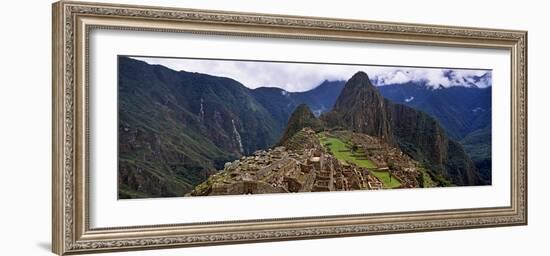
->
350;71;371;80
278;104;321;146
334;72;378;98
345;71;374;88
294;104;314;115
317;79;345;88
332;71;378;110
329;71;393;142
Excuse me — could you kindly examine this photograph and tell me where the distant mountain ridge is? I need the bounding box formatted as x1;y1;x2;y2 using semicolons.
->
254;79;492;143
252;80;345;119
377;82;491;140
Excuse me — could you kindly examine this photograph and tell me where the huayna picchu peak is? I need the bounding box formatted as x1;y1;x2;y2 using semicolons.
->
327;71;394;142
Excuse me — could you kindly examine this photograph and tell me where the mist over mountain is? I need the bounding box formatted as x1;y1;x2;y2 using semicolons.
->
369;68;492;89
135;56;491;91
377;82;491;139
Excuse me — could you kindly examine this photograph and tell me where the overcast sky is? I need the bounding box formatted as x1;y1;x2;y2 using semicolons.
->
131;56;492;92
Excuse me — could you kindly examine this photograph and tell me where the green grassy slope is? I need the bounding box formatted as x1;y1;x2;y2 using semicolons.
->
319;133;401;188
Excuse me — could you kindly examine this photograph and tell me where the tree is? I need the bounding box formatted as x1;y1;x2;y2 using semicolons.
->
351;144;359;153
387;160;395;170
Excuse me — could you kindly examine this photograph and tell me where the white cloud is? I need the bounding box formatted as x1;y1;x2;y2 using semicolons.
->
404;96;414;102
131;56;491;92
369;68;491;88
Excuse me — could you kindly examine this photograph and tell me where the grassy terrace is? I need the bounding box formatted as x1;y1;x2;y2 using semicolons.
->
320;136;377;168
318;133;401;189
371;170;402;188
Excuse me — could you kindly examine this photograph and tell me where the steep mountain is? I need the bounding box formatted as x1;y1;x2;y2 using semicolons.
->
322;72;482;186
329;73;393;141
118;57;281;198
377;82;491;183
277;104;321;146
460;125;492;183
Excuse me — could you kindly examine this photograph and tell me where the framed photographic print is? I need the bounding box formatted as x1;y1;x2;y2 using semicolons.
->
52;1;527;255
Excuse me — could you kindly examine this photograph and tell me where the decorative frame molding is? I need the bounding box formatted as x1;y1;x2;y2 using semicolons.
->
52;1;527;255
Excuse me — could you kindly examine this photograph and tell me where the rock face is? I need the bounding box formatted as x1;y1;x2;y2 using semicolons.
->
118;57;280;198
330;72;393;142
323;71;481;186
389;103;479;185
378;83;492;184
278;104;321;146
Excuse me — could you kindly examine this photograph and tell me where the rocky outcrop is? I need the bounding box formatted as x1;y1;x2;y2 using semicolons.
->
330;72;393;142
389;103;479;185
278;104;322;146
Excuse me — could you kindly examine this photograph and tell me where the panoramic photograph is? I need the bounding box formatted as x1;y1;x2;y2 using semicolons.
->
117;56;492;199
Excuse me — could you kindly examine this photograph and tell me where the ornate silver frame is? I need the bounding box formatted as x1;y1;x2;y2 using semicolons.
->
52;1;527;255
